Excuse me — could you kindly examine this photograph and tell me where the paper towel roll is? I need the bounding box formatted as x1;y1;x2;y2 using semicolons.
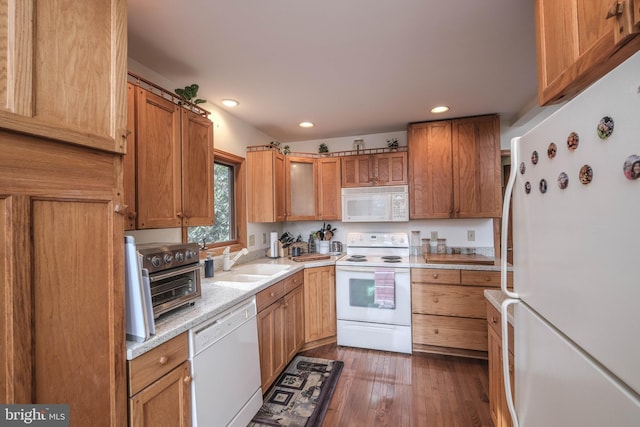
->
270;232;279;258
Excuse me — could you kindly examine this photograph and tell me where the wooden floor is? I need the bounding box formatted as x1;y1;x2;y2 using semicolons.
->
300;344;493;427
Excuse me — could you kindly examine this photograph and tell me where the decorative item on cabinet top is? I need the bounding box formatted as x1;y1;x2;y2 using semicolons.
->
128;72;210;117
247;144;407;158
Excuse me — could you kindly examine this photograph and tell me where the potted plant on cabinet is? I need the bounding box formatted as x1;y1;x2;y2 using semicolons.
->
387;138;399;151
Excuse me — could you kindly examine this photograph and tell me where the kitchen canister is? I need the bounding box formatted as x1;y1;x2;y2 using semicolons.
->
436;238;447;254
422;238;431;254
318;241;330;254
331;241;343;253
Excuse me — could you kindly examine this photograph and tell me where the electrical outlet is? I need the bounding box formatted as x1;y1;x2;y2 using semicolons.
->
249;234;256;246
430;231;438;241
467;230;475;241
262;233;267;244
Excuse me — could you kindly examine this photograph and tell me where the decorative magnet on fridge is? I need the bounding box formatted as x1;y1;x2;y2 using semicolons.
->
579;165;593;184
531;150;539;165
547;142;557;159
557;172;569;190
524;181;531;194
623;155;640;180
567;132;579;151
597;116;614;139
519;162;526;174
539;179;548;194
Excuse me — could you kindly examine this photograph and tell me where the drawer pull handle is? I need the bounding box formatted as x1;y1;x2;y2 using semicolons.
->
432;273;439;279
485;276;491;281
491;316;498;324
158;356;168;365
270;292;275;297
433;297;439;303
433;328;439;334
183;375;192;385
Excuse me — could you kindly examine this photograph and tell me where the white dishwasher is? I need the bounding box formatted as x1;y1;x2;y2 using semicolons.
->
189;297;263;427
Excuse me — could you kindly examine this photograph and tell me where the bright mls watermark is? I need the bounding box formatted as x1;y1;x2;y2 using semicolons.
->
1;405;69;426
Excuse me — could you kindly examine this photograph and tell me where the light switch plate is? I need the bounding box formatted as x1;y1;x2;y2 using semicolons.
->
467;230;475;241
249;234;256;246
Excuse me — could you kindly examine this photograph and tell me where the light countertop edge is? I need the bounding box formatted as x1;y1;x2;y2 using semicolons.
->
126;254;512;360
484;289;514;325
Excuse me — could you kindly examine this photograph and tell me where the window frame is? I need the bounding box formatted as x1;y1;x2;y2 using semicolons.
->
182;149;246;258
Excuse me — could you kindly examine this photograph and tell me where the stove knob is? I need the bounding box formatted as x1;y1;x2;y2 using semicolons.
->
175;251;185;262
150;255;162;268
163;253;174;264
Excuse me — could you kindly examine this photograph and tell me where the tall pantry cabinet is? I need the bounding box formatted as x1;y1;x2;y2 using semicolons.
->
0;2;127;427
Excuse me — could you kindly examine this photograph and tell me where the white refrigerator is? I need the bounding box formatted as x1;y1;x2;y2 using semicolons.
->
500;51;640;426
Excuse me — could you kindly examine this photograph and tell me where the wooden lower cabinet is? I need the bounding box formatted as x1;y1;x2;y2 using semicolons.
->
411;267;512;358
303;266;337;344
487;302;514;427
128;333;191;427
257;271;304;391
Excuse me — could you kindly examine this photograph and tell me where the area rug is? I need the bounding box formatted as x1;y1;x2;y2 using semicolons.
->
248;355;344;427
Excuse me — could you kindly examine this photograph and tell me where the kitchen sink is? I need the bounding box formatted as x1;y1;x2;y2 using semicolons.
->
232;263;291;275
215;273;270;283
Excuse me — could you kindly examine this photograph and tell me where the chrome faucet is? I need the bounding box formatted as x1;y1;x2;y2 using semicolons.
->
223;247;249;271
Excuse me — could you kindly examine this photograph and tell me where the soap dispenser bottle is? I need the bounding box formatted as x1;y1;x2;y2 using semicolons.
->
204;252;214;278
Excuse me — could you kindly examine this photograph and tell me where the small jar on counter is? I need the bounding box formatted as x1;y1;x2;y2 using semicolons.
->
436;238;447;254
422;238;431;254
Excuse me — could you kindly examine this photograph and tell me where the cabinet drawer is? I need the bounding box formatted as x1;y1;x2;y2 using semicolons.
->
411;268;461;285
413;284;488;318
413;314;488;352
128;332;189;396
283;270;304;294
461;270;512;287
257;281;285;312
486;302;514;353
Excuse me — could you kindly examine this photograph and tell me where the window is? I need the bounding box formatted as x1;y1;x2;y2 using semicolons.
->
185;149;246;255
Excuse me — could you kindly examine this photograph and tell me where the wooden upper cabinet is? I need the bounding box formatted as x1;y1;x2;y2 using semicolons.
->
181;109;214;226
124;83;138;230
408;121;454;218
341;152;408;187
128;86;214;229
452;115;502;218
536;0;640;105
286;156;317;220
135;88;182;229
409;115;500;219
0;0;127;153
247;150;286;223
317;157;342;220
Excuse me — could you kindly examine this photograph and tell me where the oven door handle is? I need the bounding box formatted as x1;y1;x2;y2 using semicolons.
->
149;264;201;282
336;266;409;274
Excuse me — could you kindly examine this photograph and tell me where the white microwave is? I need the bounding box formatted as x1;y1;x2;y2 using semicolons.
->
341;185;409;222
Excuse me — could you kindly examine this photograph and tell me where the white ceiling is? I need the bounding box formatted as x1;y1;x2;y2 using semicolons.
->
128;0;538;142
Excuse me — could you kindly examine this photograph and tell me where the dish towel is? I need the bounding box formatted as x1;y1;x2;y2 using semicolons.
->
374;270;395;309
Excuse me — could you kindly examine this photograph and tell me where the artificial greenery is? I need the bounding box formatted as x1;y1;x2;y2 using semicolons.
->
318;143;329;153
175;83;207;104
387;138;399;148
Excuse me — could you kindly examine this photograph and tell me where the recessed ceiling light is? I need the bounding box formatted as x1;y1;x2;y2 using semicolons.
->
221;99;239;107
299;121;314;128
430;105;449;114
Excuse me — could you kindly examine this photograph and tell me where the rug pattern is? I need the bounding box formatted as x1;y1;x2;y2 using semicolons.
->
249;355;343;427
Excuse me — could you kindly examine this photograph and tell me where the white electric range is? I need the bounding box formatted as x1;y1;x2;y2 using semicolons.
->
335;232;412;354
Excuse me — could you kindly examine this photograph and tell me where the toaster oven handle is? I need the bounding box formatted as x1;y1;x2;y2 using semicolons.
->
148;264;202;282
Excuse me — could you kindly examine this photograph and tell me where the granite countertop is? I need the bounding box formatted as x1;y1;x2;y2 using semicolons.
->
126;254;340;360
126;253;512;360
484;289;515;325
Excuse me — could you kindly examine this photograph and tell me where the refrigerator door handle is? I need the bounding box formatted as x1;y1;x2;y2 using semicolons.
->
501;298;520;427
500;137;520;299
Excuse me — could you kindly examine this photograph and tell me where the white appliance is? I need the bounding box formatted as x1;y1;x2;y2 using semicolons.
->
335;232;412;354
341;185;409;222
500;51;640;426
124;236;155;342
189;297;263;427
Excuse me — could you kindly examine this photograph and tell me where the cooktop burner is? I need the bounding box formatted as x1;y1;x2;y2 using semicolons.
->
351;255;366;258
384;259;402;263
346;257;367;262
381;255;401;260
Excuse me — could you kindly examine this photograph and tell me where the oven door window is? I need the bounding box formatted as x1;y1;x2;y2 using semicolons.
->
348;278;392;309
